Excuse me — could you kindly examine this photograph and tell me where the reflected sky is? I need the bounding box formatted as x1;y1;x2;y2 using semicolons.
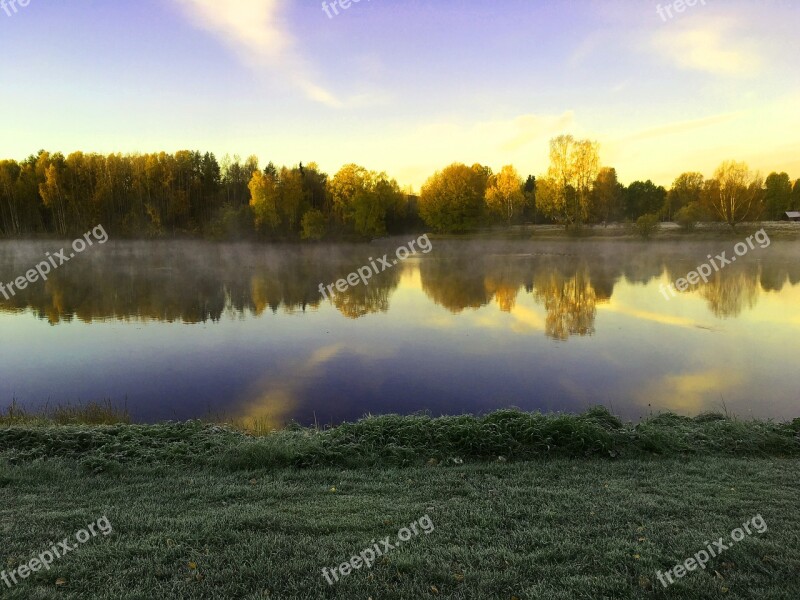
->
0;239;798;424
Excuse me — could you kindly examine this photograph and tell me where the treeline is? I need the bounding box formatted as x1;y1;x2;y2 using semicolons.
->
416;136;800;233
1;139;799;239
0;151;423;240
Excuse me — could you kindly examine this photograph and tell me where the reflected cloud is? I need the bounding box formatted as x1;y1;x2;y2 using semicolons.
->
229;340;401;429
599;302;718;331
230;343;346;430
507;304;546;334
638;369;743;414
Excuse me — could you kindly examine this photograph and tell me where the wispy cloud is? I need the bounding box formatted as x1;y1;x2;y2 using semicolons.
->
500;112;576;152
385;111;576;186
172;0;342;107
599;91;800;185
619;111;744;144
652;21;760;76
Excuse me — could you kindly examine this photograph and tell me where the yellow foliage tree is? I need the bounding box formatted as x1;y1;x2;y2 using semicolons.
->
486;165;524;225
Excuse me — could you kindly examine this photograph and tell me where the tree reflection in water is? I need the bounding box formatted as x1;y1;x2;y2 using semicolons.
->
1;239;798;338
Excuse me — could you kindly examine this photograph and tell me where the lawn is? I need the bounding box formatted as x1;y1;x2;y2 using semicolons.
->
1;410;799;599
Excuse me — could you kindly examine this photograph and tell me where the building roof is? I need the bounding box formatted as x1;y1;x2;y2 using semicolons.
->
786;211;800;218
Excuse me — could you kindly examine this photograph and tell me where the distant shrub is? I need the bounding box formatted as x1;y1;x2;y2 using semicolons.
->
634;213;660;239
675;202;705;231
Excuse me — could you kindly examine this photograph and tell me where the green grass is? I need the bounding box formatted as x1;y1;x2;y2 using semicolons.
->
0;400;130;427
1;407;798;472
1;458;799;599
2;408;799;598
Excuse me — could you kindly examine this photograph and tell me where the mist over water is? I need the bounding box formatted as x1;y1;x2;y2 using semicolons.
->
1;238;798;425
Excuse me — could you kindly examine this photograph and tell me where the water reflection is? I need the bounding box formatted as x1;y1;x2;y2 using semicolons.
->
1;240;799;338
1;239;799;423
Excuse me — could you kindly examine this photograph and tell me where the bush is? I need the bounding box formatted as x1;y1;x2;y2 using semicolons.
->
675;201;704;231
634;213;660;239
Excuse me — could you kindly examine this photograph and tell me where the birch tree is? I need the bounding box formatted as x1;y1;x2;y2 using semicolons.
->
707;161;763;229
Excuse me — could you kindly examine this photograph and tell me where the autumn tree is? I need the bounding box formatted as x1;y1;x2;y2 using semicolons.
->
0;160;23;235
301;209;327;240
485;165;524;225
329;164;374;223
328;164;403;237
538;135;599;227
351;175;404;238
419;163;489;233
534;176;565;225
249;170;281;232
37;154;69;236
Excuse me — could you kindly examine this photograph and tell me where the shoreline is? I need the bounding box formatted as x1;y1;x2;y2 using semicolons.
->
3;407;798;469
2;221;799;245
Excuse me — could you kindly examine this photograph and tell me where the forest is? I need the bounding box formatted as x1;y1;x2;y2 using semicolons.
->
1;135;798;240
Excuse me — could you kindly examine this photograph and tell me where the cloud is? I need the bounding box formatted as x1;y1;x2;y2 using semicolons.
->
500;112;577;152
600;92;800;185
381;111;576;186
568;32;607;68
652;22;760;76
618;112;743;144
172;0;342;107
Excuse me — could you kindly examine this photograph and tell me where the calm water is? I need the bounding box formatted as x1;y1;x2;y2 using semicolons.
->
1;238;798;426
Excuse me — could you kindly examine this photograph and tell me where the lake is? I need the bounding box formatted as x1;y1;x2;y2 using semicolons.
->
1;237;798;426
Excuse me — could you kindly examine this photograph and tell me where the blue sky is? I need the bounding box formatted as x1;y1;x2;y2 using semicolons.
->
1;0;799;188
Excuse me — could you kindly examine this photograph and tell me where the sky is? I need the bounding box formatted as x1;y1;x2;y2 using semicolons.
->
1;0;799;190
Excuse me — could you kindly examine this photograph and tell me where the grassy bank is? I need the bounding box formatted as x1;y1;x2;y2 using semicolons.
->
2;409;799;599
2;407;798;471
